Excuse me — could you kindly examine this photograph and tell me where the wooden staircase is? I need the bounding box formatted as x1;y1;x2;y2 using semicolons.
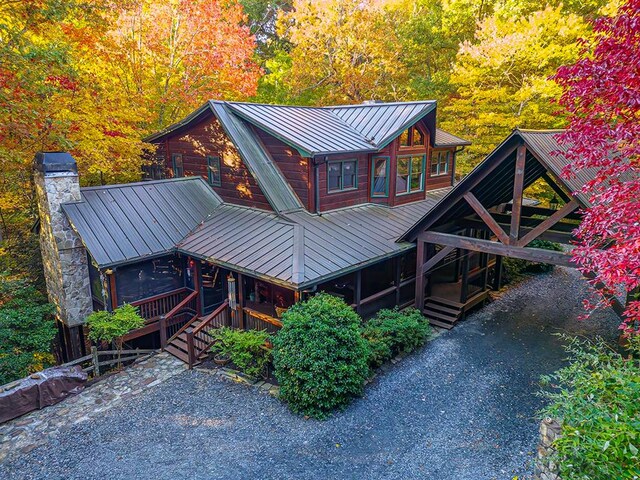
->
423;296;464;329
164;300;230;368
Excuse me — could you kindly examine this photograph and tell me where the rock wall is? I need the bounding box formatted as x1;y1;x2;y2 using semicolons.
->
535;418;562;480
34;168;93;328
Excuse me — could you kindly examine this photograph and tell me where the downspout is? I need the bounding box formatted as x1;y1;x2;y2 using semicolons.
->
313;155;329;215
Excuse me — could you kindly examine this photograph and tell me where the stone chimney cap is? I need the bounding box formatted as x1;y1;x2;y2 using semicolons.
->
34;152;78;174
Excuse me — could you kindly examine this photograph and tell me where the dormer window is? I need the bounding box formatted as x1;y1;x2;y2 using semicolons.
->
398;126;425;148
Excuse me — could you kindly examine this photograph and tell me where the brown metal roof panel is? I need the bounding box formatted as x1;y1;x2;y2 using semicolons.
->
63;178;222;268
211;102;303;213
434;128;472;147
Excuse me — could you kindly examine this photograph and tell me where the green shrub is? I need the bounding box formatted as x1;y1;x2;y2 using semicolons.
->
210;327;271;378
361;307;431;369
87;304;145;367
504;239;564;280
539;336;640;479
87;304;145;345
272;293;370;419
0;275;56;384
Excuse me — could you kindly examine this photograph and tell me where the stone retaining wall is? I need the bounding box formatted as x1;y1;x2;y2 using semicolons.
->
535;418;562;480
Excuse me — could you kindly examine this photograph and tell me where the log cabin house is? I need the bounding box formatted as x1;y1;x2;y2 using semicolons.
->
37;100;621;365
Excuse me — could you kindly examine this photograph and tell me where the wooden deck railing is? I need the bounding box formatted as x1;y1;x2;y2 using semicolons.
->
123;288;198;345
185;300;230;368
131;287;193;321
242;308;282;334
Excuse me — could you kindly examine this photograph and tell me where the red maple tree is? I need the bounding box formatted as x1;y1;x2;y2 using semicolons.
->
554;0;640;334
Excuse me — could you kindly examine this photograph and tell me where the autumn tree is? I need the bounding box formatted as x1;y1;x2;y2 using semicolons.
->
440;6;589;173
553;0;640;333
109;0;261;129
0;0;147;238
278;0;412;104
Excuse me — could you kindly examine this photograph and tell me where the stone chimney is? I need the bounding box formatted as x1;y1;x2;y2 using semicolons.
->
34;152;93;357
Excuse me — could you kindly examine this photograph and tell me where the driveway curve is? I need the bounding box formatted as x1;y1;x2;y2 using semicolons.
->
0;267;620;480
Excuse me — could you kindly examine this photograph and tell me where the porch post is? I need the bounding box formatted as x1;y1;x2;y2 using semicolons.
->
460;248;470;304
355;270;362;314
108;272;118;311
237;273;245;330
193;261;202;316
415;236;426;312
493;255;503;290
395;256;402;305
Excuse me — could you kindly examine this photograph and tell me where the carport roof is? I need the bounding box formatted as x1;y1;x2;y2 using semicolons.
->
399;129;599;242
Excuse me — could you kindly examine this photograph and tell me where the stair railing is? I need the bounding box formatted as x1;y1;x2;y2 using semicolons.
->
160;290;199;348
185;300;229;369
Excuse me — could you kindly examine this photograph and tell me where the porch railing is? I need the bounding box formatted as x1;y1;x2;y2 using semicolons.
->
131;287;193;321
123;288;198;345
185;300;230;368
242;307;282;334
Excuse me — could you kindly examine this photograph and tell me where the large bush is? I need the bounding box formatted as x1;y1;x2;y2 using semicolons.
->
210;327;271;378
540;336;640;479
272;293;370;419
0;275;56;384
361;308;431;369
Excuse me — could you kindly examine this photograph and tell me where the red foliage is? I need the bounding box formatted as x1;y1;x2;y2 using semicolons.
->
553;0;640;334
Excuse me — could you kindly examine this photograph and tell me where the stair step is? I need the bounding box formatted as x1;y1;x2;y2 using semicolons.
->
165;345;190;363
177;330;214;344
427;296;464;308
171;337;189;352
427;318;456;330
424;302;461;316
423;308;459;323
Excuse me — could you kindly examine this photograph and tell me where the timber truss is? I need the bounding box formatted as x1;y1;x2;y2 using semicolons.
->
402;129;625;327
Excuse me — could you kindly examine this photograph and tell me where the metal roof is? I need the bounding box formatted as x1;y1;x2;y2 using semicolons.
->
210;102;304;213
399;129;598;241
63;178;223;268
225;102;375;156
178;188;450;288
147;100;442;158
328;101;437;149
434;128;472;148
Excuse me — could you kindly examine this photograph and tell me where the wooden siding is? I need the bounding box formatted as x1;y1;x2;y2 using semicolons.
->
317;153;370;212
427;147;456;191
159;115;272;211
254;128;310;209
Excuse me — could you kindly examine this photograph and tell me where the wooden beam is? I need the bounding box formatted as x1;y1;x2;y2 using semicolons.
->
506;204;583;222
516;200;579;247
415;238;426;310
456;217;574;245
421;231;574;267
421;245;455;273
463;192;510;244
542;172;572;203
509;144;527;244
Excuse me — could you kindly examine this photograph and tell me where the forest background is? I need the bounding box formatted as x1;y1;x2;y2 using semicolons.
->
0;0;621;288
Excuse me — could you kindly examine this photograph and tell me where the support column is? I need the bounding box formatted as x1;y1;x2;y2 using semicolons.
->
460;249;470;304
493;256;503;290
509;144;527;244
237;273;245;330
415;237;426;312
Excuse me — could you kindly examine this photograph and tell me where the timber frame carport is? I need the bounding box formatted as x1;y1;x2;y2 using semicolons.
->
400;128;624;329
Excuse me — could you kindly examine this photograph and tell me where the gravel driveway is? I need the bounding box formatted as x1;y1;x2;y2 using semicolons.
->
0;267;620;480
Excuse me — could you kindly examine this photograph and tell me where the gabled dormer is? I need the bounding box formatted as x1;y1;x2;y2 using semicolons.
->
144;100;470;214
